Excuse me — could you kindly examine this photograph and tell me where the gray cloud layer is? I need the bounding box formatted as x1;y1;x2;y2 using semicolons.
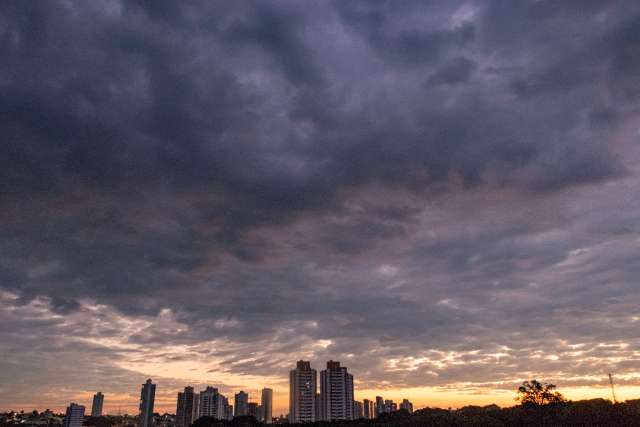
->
1;0;640;410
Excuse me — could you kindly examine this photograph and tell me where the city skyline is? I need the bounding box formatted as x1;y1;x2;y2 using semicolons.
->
5;361;418;418
2;0;640;416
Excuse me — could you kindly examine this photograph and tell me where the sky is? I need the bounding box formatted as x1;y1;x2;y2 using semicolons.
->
1;0;640;416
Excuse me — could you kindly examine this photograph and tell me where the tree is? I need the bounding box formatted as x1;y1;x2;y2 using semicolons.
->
191;416;226;427
516;379;566;406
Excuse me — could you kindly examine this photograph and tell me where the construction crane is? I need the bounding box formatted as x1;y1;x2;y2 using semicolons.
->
608;373;618;404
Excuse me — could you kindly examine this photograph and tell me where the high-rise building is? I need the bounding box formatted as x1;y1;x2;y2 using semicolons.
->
353;401;363;419
289;360;317;423
363;399;375;419
247;403;259;419
176;392;184;425
261;388;273;423
225;405;233;421
315;393;322;422
319;360;354;421
375;396;384;416
91;392;104;417
176;387;196;427
192;393;200;422
138;379;156;427
234;391;249;417
199;387;230;420
399;399;413;413
384;399;397;413
63;403;85;427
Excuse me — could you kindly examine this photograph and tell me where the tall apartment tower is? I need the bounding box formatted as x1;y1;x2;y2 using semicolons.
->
192;393;200;422
363;399;375;419
375;396;384;416
225;404;233;421
91;392;104;417
199;387;230;420
234;391;249;417
289;360;317;423
261;388;273;423
319;360;354;421
400;399;413;413
246;402;259;419
353;401;364;419
315;393;322;422
384;399;397;413
63;403;85;427
138;379;156;427
176;387;196;427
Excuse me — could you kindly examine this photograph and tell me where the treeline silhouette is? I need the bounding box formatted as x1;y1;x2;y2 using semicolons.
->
193;400;640;427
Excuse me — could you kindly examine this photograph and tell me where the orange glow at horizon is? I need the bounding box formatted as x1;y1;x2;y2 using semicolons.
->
6;385;640;415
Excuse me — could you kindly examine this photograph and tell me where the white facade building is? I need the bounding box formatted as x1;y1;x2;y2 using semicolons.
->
319;360;354;421
289;360;317;423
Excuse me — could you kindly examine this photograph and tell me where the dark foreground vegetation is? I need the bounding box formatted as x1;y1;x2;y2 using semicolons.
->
5;400;640;427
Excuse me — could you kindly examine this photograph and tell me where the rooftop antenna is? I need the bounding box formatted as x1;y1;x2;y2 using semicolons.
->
608;373;618;404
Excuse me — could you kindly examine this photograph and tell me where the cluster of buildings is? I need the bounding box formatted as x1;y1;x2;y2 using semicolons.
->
174;386;273;426
1;409;63;427
60;391;106;427
58;360;414;427
289;360;413;423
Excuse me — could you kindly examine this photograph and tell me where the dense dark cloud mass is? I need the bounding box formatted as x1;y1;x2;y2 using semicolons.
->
1;0;640;410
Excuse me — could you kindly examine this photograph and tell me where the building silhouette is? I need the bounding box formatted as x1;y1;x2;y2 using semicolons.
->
234;391;249;417
63;403;84;427
289;360;317;423
353;401;363;419
138;379;156;427
384;399;397;413
400;399;413;413
375;396;384;416
91;392;104;417
192;392;200;422
176;387;196;427
363;399;375;419
315;393;322;422
261;388;273;423
319;360;354;421
247;402;259;419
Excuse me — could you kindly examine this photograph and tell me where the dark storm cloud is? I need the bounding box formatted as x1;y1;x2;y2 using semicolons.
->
1;0;640;407
427;57;477;86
